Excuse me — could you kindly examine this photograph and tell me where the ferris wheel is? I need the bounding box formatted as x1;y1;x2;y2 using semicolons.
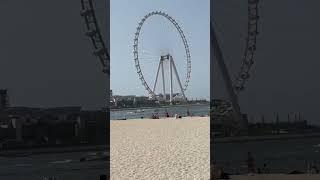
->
80;0;109;75
211;0;260;129
133;11;191;102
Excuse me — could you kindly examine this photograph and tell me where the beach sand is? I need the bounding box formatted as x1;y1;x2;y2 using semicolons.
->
110;116;210;179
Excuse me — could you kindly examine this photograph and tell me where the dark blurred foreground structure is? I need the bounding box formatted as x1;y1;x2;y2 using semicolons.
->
211;99;320;138
0;89;107;150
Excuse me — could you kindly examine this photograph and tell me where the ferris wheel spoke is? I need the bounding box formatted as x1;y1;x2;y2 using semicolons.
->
140;47;156;54
140;48;159;58
139;53;159;59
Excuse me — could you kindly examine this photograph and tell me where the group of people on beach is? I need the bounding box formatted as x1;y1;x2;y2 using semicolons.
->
246;152;320;175
150;109;192;119
211;152;269;179
151;113;160;119
308;163;320;174
247;152;270;174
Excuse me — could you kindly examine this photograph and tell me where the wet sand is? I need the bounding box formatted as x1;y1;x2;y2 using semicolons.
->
110;116;210;179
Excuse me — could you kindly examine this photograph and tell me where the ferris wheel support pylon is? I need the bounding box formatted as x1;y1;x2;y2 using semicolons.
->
169;57;173;102
171;57;187;101
153;60;162;94
211;24;245;130
152;55;186;102
161;61;166;101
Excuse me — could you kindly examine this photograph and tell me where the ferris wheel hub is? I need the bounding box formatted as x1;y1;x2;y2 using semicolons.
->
160;54;171;61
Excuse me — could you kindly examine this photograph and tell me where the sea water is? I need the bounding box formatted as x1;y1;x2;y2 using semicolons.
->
110;104;210;120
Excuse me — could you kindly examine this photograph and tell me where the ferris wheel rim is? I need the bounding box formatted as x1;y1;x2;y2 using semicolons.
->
133;11;191;99
81;0;109;74
233;0;259;93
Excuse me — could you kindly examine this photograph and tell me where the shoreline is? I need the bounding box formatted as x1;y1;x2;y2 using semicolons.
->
110;103;209;111
214;132;320;143
0;145;107;156
111;116;320;143
110;115;209;120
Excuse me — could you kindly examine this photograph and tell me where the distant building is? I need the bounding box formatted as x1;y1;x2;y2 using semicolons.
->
211;99;248;136
154;93;180;101
110;94;159;109
0;106;107;150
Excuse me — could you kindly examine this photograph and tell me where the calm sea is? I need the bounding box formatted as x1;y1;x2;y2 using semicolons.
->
0;151;107;180
110;104;210;120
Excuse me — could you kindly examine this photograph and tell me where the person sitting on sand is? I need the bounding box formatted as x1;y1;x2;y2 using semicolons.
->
211;162;226;179
175;113;182;119
155;112;159;119
165;112;170;117
257;168;262;174
219;168;230;179
311;165;319;174
262;163;270;174
100;175;107;180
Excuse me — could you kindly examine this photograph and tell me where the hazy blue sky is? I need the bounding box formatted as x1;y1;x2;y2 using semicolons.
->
111;0;210;100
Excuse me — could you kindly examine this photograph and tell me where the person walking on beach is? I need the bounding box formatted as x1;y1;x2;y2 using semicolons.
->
187;109;192;116
246;152;256;173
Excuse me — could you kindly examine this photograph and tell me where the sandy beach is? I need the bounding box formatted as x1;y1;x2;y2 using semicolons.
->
110;116;210;179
